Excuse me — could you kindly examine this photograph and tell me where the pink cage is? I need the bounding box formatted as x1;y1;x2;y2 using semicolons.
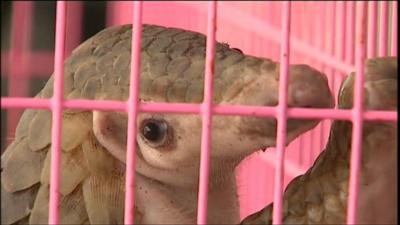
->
0;1;398;224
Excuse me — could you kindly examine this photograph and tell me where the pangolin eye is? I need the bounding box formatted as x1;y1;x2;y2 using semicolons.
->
140;119;169;146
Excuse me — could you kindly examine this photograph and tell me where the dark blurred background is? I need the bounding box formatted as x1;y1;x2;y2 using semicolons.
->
1;1;108;151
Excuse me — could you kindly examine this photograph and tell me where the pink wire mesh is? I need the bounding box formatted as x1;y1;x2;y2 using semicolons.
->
391;1;398;56
6;1;33;146
379;1;389;57
48;2;67;224
346;3;367;223
1;1;398;224
124;2;143;223
272;2;291;224
197;2;217;224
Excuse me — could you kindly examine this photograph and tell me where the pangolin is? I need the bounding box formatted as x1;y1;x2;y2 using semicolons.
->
1;24;334;224
241;57;398;224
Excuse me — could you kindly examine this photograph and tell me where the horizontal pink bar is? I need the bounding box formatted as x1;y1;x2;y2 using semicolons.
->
1;98;397;121
213;105;275;117
64;100;126;111
287;108;395;121
1;97;50;109
140;102;200;114
363;110;398;121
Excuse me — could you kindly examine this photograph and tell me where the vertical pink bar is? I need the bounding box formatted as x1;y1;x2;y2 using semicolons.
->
124;2;142;224
346;2;356;65
293;2;308;162
319;2;333;162
334;1;346;101
272;2;291;224
7;1;33;146
65;2;83;56
391;1;398;56
301;3;316;167
327;1;336;102
197;2;216;224
316;2;328;152
270;2;280;60
367;1;377;58
379;1;389;56
48;1;67;224
346;2;366;224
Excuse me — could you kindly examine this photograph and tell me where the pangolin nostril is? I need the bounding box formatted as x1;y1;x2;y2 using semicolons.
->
288;82;334;108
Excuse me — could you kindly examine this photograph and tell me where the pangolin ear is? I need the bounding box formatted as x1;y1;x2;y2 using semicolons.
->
338;72;355;109
92;111;128;163
338;57;398;110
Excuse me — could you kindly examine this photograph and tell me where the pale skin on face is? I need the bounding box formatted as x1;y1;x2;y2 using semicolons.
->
91;106;324;224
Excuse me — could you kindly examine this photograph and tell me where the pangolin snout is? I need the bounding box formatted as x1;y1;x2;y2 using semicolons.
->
287;65;334;109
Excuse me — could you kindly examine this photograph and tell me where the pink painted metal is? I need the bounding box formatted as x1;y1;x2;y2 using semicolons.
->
1;2;399;224
324;1;336;161
367;1;377;58
326;1;336;95
347;2;367;224
7;1;33;146
1;52;53;77
272;2;291;224
106;1;133;27
379;1;389;57
197;2;217;224
261;150;308;178
65;2;83;57
316;2;329;155
197;2;352;74
346;2;356;65
48;1;67;224
1;97;50;109
124;2;143;224
335;1;346;75
2;97;397;122
392;1;398;56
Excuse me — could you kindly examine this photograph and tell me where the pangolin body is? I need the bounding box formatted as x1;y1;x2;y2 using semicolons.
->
241;57;398;224
1;24;334;224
